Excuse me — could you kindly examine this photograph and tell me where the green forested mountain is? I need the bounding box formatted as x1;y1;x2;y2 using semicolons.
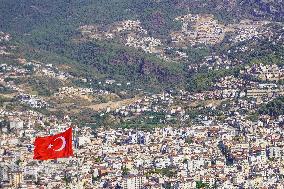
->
1;0;188;90
0;0;283;91
1;0;282;34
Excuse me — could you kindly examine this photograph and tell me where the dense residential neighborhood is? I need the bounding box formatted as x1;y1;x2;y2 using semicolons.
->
1;0;284;188
1;38;284;188
1;106;284;188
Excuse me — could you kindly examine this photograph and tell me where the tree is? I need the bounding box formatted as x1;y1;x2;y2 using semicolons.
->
258;96;284;116
195;181;209;189
182;158;189;164
115;184;123;189
121;166;130;176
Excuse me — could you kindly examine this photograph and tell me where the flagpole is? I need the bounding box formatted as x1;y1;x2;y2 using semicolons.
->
35;166;38;184
75;125;80;189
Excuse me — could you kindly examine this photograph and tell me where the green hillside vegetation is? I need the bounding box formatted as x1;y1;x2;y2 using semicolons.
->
259;96;284;116
1;0;283;93
21;39;186;91
0;0;189;91
1;0;282;34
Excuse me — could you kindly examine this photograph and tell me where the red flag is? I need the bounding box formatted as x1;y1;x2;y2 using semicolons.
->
33;128;73;160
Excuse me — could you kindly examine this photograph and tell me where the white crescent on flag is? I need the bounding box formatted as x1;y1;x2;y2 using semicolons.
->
54;136;66;151
48;136;66;151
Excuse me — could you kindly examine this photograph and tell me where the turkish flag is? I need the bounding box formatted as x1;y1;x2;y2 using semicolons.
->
33;128;74;160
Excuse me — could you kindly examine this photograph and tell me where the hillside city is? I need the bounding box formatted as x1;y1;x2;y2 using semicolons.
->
1;2;284;189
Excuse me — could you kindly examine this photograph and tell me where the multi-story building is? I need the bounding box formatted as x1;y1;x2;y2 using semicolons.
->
121;174;146;189
0;165;11;188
